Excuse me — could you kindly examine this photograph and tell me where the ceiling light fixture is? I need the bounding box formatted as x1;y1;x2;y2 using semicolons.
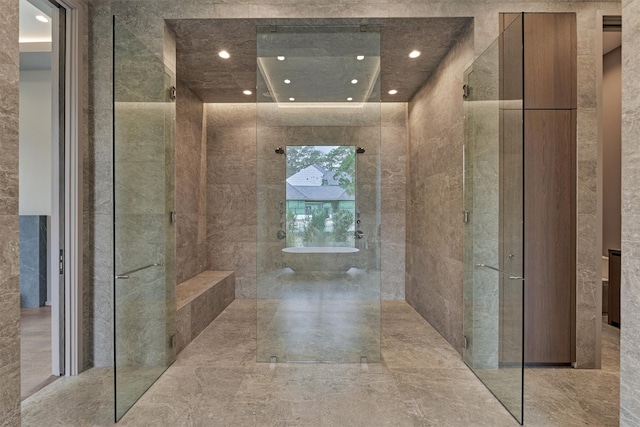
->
277;56;285;61
284;79;291;84
351;79;358;84
289;97;295;101
218;50;230;59
409;50;421;58
347;97;353;101
388;89;398;95
243;90;252;95
356;55;365;60
36;15;49;23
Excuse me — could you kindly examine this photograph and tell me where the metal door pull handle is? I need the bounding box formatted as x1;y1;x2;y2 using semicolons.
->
475;263;502;273
115;262;163;279
475;264;524;281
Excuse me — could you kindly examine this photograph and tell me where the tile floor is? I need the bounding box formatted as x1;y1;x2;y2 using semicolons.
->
21;300;620;426
20;307;58;400
257;269;380;363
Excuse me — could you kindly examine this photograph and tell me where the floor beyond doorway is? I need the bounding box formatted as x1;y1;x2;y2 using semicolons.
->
21;300;620;426
20;306;58;401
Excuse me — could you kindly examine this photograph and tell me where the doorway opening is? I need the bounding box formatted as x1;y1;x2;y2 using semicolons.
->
600;15;621;329
19;0;66;399
598;12;622;418
19;0;84;402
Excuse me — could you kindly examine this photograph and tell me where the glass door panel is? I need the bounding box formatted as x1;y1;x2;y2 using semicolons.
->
256;25;381;363
113;17;176;421
463;14;524;424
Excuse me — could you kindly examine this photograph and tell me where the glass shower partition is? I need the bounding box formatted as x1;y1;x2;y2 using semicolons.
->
113;17;176;421
462;14;524;424
256;25;382;363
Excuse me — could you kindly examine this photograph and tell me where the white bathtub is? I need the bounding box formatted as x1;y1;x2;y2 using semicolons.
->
282;246;359;272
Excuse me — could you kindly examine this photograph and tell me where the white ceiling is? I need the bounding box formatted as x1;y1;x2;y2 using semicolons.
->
19;0;52;45
20;0;53;70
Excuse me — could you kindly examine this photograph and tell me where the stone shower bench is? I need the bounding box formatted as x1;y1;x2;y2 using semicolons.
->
175;270;235;355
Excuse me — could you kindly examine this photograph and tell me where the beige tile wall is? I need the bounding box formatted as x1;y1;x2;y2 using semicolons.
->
176;84;207;284
0;0;21;424
205;104;257;299
205;103;407;299
621;0;640;424
407;23;473;354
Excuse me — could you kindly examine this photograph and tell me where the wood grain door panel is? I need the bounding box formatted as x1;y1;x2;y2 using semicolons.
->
524;14;577;110
524;109;574;364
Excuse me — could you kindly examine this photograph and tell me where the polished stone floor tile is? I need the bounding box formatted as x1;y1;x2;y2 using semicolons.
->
115;300;516;426
20;307;58;400
20;300;620;426
21;367;114;426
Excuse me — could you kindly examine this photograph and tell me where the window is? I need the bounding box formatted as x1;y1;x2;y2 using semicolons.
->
285;146;356;247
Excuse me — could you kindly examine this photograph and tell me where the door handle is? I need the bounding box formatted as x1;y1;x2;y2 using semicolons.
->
475;264;524;281
115;262;163;280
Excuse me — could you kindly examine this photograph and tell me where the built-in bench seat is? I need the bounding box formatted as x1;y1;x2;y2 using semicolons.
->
176;271;235;354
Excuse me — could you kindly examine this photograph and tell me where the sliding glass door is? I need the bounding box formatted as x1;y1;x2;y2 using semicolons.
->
463;14;525;424
112;16;176;421
255;25;382;363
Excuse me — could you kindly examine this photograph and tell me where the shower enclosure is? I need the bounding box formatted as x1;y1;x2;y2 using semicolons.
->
463;14;525;424
255;25;382;363
112;17;176;421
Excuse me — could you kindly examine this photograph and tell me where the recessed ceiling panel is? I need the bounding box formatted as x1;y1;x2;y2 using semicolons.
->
257;28;380;105
168;18;472;103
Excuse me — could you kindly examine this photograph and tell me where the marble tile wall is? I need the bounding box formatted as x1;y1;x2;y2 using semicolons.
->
175;83;207;284
407;23;473;355
111;16;178;370
78;0;92;373
87;0;115;368
205;104;257;299
0;0;21;424
19;216;48;308
83;0;618;373
381;103;407;300
462;35;504;368
114;100;176;367
574;6;603;369
205;103;406;299
620;0;640;424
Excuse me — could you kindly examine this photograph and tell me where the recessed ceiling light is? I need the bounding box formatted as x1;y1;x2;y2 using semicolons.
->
351;79;358;84
388;89;398;95
289;97;295;101
277;56;286;61
243;90;252;95
409;50;421;59
347;97;353;101
218;50;230;59
284;79;291;84
356;55;365;60
36;15;49;23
